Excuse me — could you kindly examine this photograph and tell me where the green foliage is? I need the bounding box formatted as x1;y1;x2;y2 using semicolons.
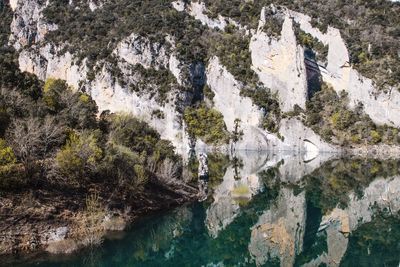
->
0;139;15;166
370;130;381;144
241;88;281;133
207;29;256;85
56;130;103;181
108;113;177;160
294;24;328;62
207;153;230;189
42;78;98;129
203;0;400;90
305;82;399;145
129;65;178;104
43;78;68;110
203;84;215;103
184;105;229;145
43;0;207;66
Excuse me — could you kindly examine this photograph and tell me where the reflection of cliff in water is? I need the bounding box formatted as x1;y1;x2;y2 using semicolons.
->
205;151;335;238
7;155;400;267
250;156;400;267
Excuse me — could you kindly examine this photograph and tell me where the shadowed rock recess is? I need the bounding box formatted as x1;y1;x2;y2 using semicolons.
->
0;0;399;261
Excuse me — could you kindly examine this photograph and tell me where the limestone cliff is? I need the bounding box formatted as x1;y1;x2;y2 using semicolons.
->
6;0;399;156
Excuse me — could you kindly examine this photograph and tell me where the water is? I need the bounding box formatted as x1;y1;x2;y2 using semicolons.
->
3;152;400;267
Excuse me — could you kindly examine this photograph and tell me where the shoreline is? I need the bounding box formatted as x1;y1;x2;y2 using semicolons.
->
0;180;199;258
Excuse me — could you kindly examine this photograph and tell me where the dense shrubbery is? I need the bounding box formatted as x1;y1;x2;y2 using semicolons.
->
129;65;179;104
43;0;207;66
0;74;183;192
184;104;229;145
304;82;400;146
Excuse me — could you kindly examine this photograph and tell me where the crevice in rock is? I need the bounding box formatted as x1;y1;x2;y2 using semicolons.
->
189;61;206;103
304;49;322;100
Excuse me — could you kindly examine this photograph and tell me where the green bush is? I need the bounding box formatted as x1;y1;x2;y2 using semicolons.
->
0;138;15;166
56;130;103;181
184;104;229;145
370;130;382;144
108;113;176;160
43;78;68;110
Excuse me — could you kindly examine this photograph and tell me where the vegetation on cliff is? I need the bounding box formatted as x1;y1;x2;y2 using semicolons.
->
302;82;400;146
184;104;229;145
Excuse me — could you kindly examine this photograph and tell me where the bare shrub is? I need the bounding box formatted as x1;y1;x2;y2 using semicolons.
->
73;193;106;247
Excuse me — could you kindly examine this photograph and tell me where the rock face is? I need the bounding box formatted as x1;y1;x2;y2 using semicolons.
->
206;57;268;151
9;0;58;50
113;33;170;70
206;57;336;153
11;0;190;153
172;0;241;31
288;9;400;128
19;45;87;89
250;7;308;112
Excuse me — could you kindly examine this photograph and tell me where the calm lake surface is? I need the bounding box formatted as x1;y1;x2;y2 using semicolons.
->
4;152;400;267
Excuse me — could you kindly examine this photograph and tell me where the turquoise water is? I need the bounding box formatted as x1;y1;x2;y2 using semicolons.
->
3;153;400;267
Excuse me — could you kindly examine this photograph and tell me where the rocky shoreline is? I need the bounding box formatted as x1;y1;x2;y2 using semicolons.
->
0;179;199;258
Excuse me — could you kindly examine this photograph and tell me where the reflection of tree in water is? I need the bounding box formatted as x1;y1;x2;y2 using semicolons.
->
134;206;192;252
303;158;400;214
341;214;400;267
294;157;400;266
232;156;243;180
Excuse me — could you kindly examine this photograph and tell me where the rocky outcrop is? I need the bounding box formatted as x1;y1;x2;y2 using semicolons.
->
113;33;170;70
172;0;242;31
89;63;189;153
206;57;269;151
9;0;57;50
250;7;308;112
9;0;18;11
206;57;336;153
19;45;87;89
10;0;399;158
288;9;400;128
88;0;104;11
10;0;190;153
279;118;336;153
